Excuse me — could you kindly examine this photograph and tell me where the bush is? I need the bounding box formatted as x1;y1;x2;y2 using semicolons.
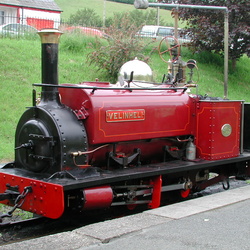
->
66;8;168;29
88;14;154;83
68;8;102;27
106;9;168;27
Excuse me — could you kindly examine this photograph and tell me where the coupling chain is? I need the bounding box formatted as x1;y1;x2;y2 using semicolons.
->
0;186;32;220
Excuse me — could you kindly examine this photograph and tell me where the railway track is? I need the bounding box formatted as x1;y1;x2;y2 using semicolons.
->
0;177;248;246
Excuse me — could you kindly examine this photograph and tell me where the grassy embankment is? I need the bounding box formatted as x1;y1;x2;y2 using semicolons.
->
0;34;249;162
56;0;176;27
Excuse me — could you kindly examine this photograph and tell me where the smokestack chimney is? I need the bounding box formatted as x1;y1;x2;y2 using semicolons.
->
38;29;63;106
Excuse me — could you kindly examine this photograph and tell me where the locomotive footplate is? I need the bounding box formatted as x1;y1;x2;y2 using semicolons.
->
44;152;250;190
1;152;250;191
0;152;249;219
0;168;64;219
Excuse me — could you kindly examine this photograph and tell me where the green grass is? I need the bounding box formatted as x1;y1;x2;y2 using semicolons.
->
56;0;175;26
146;45;250;100
0;35;106;162
57;0;134;19
0;33;250;162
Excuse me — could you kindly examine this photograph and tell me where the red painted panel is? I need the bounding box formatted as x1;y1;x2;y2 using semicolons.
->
59;83;195;145
27;17;54;30
0;173;64;219
148;175;162;209
196;101;242;160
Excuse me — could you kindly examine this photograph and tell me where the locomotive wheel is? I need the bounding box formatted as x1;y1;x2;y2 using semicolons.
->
180;189;191;199
127;198;138;211
158;36;181;63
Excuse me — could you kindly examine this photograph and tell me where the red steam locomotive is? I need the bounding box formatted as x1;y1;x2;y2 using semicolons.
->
0;29;249;221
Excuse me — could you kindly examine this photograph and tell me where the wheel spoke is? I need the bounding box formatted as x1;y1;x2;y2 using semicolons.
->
158;36;180;63
160;49;171;55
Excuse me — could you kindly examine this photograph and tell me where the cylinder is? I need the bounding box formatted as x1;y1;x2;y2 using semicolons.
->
82;186;113;210
38;29;63;105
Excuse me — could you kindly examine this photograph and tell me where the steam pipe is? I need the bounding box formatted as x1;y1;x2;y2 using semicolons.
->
134;1;228;11
38;29;63;105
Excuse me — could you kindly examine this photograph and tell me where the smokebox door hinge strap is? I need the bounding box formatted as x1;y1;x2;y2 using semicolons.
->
73;108;89;120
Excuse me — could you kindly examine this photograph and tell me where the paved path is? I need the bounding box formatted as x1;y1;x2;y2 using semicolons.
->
1;184;250;250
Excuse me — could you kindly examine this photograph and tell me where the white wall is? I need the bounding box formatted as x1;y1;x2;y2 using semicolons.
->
0;5;61;28
22;8;61;28
0;6;17;24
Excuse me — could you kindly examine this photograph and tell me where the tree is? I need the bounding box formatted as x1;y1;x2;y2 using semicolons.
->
67;7;171;29
177;0;250;70
68;8;102;27
106;9;171;28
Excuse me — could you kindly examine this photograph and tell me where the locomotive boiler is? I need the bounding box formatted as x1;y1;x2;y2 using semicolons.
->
0;29;249;221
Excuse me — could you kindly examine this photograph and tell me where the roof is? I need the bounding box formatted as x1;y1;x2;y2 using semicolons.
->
0;0;62;12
